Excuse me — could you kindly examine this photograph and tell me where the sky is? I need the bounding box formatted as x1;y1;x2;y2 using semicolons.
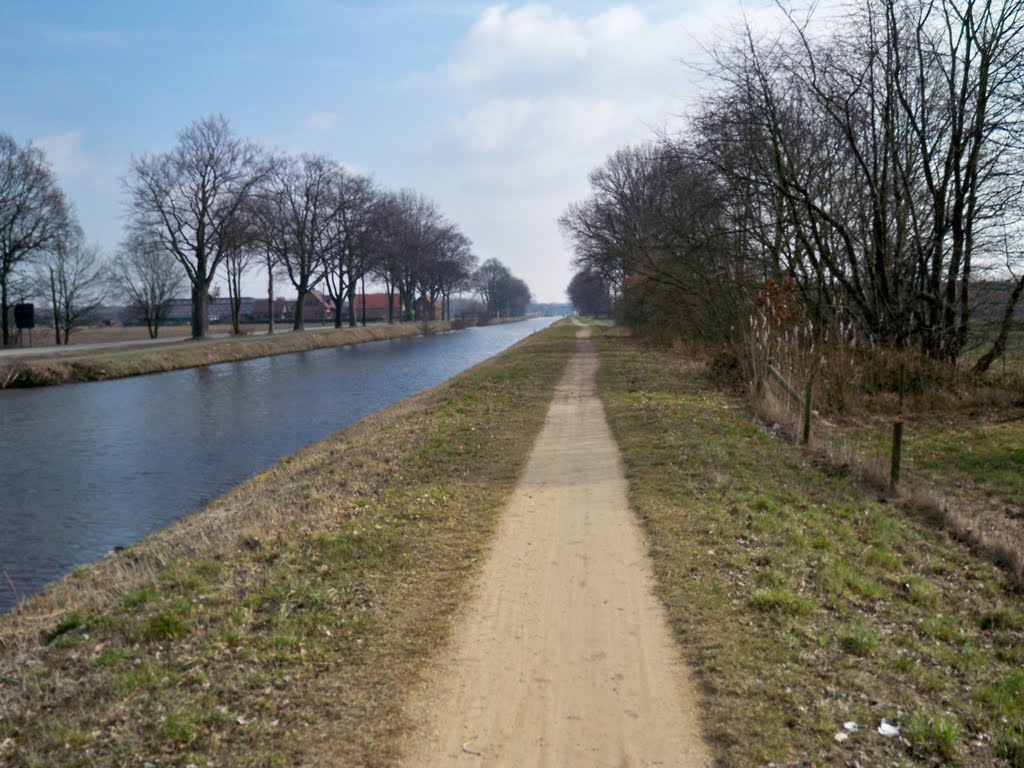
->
0;0;783;303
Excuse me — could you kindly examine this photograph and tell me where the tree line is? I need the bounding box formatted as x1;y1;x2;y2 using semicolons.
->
1;115;532;345
562;0;1024;373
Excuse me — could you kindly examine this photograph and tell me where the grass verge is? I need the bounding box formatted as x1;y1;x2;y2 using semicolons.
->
832;411;1023;507
0;322;452;388
595;330;1024;767
0;320;577;767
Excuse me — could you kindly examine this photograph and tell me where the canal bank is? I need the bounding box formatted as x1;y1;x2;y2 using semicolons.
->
0;321;455;388
0;320;578;766
0;317;559;614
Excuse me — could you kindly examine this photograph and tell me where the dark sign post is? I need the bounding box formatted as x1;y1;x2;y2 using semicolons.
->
14;303;34;347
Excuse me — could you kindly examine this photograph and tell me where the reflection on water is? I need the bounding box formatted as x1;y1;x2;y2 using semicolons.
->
0;318;557;613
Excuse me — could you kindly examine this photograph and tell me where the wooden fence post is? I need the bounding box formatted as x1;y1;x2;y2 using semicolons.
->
801;380;813;445
890;363;905;491
891;421;903;490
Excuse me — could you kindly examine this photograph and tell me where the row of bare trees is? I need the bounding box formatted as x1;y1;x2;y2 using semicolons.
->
473;258;533;319
3;115;527;346
563;0;1024;371
124;115;484;339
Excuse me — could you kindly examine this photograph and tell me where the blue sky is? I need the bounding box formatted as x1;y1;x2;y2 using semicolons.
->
1;1;776;302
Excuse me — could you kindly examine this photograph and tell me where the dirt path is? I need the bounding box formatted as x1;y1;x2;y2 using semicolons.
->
401;326;709;767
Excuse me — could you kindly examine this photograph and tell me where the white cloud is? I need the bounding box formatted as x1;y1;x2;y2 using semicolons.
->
425;1;810;301
427;3;727;300
449;98;534;152
448;4;587;84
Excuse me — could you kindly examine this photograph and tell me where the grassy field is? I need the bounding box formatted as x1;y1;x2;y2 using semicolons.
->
595;329;1024;766
834;412;1024;505
0;322;451;388
0;321;577;767
13;322;275;348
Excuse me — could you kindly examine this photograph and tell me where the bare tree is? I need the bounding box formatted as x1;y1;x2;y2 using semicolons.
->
560;141;749;341
221;242;253;334
473;258;532;319
108;230;185;339
685;0;1024;361
260;154;339;331
431;225;477;321
371;190;447;321
244;191;284;335
0;133;73;345
125;115;268;339
263;241;281;334
474;258;511;319
321;169;377;328
39;228;105;345
368;192;407;323
219;211;262;335
567;269;613;317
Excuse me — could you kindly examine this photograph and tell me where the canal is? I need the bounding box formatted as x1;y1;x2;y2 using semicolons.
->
0;317;559;613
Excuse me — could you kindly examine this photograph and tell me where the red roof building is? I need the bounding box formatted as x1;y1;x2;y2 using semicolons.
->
353;293;402;322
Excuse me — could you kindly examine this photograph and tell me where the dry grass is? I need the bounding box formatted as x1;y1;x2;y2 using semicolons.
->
0;321;578;767
595;330;1024;766
744;312;1024;586
0;322;450;388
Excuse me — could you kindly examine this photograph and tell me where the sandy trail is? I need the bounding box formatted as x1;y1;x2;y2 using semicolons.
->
401;326;709;767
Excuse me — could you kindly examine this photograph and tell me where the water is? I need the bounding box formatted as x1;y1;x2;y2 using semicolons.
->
0;318;559;613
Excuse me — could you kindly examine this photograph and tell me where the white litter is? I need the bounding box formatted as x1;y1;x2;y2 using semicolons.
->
843;721;859;732
877;719;900;737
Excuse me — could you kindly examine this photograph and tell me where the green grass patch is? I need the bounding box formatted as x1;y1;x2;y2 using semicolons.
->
141;608;190;642
750;587;810;615
904;707;964;763
842;414;1024;506
837;624;879;657
594;331;1024;766
43;611;83;644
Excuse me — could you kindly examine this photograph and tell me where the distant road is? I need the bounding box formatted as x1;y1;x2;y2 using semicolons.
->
0;334;186;359
0;325;346;361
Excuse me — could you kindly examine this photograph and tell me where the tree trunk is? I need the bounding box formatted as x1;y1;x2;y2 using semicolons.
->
384;276;394;323
334;296;343;328
1;278;9;347
50;268;61;346
266;267;275;336
266;253;274;335
293;288;306;331
361;274;367;326
191;281;210;339
974;275;1024;374
229;264;242;335
347;274;357;328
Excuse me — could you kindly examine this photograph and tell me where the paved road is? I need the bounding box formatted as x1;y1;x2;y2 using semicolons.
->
0;325;346;361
